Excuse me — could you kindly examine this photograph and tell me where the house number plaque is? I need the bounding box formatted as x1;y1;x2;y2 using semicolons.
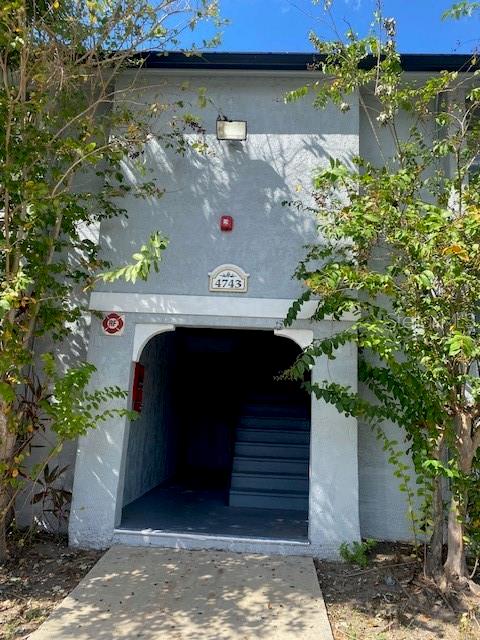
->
209;264;249;293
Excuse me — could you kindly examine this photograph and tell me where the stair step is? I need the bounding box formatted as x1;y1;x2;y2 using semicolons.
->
236;428;309;444
239;416;310;430
229;488;308;511
230;472;308;492
234;442;310;459
233;456;309;474
244;391;306;401
241;402;309;418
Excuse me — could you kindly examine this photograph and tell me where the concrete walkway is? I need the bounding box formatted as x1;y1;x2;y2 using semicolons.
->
29;546;333;639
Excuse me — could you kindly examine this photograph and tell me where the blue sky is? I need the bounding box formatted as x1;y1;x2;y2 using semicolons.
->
189;0;480;53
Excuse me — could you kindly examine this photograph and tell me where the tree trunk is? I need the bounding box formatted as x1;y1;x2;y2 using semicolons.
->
0;408;16;563
443;413;479;592
444;495;468;581
0;490;10;563
426;473;445;580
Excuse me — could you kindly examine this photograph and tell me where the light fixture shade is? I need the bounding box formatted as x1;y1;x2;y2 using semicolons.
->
216;119;247;141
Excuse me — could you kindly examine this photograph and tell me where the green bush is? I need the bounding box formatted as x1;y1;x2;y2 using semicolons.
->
339;539;377;568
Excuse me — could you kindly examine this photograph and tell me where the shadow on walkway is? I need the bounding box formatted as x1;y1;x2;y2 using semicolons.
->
29;546;333;639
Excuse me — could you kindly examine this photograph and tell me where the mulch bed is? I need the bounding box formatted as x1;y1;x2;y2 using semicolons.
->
316;542;480;640
0;533;102;639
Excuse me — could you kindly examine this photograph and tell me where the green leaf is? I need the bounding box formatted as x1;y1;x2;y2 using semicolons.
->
0;382;15;404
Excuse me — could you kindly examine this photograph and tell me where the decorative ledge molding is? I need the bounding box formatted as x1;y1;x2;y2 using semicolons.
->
90;292;315;318
90;292;357;322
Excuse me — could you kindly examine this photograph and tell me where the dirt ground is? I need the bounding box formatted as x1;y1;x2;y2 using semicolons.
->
316;543;480;640
0;536;479;640
0;533;102;639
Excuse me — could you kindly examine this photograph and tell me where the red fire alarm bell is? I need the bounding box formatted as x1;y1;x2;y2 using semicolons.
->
220;215;234;232
132;363;145;413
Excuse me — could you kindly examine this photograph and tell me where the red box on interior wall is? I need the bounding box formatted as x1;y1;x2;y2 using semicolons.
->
220;215;234;232
132;363;145;413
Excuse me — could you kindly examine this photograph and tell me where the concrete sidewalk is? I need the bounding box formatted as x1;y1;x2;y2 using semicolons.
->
29;545;333;639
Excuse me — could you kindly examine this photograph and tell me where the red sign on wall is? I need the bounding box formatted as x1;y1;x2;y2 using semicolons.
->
102;312;125;335
132;362;145;413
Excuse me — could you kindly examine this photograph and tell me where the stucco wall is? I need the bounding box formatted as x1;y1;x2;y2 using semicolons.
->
15;224;99;530
39;68;446;549
356;92;436;541
68;71;414;550
95;71;359;301
69;312;361;556
122;330;177;507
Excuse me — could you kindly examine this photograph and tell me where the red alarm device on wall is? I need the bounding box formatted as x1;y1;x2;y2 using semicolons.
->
220;215;234;232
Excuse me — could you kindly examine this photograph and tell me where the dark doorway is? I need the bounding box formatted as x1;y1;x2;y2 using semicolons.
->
120;328;310;541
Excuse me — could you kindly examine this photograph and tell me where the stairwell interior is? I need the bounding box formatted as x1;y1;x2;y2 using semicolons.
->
119;328;311;541
229;393;310;512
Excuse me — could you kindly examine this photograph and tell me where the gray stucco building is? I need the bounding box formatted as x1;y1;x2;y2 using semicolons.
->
24;52;471;556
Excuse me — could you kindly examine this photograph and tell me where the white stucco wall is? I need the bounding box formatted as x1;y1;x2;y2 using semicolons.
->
69;311;361;556
356;92;438;541
66;70;364;553
122;330;178;506
23;66;451;551
95;71;358;300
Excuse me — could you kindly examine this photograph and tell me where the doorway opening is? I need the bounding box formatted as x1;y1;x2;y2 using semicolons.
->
119;328;311;541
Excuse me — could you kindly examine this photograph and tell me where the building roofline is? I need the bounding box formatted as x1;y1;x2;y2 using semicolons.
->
139;51;478;73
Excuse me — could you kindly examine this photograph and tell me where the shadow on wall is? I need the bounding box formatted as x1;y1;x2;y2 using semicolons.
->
45;78;360;542
95;112;346;298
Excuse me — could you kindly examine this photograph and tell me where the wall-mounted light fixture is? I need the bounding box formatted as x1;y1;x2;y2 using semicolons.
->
216;116;247;141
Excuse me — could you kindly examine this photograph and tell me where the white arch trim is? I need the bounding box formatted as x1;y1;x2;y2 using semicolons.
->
274;328;313;350
133;323;175;361
133;325;313;361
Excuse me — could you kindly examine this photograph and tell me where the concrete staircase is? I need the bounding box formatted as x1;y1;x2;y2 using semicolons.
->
229;395;310;511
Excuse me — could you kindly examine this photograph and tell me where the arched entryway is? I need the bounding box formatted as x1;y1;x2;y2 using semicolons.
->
119;327;311;541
